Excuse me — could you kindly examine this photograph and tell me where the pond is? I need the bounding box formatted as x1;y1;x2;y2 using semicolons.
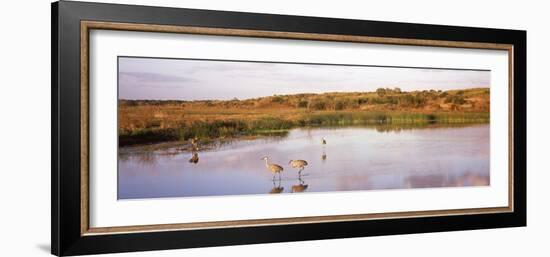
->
118;124;489;199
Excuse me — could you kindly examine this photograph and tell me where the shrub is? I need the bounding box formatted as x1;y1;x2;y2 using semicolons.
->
445;95;466;105
308;98;327;110
357;97;368;105
271;95;285;103
398;94;414;106
334;101;345;110
376;88;387;96
297;100;308;108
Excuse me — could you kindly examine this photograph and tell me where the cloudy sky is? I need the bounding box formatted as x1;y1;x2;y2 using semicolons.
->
118;57;490;101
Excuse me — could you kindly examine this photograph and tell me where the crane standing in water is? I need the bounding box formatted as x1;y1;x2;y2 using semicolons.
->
188;137;200;164
321;137;327;161
190;137;200;151
262;156;284;180
189;152;199;164
289;159;308;175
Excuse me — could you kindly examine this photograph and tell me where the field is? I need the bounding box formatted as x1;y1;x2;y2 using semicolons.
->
118;87;490;146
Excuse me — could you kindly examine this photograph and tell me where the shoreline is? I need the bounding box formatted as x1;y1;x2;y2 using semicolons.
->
119;120;489;149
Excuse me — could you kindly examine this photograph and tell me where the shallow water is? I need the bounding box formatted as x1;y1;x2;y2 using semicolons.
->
118;124;489;199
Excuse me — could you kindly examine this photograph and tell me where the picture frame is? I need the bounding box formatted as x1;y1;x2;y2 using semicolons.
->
51;1;526;256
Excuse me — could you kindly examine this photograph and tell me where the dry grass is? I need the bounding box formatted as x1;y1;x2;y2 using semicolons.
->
118;88;490;146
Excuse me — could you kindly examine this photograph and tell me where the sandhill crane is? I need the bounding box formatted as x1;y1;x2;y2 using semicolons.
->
190;137;200;151
189;152;199;164
262;156;284;180
322;138;326;145
289;159;308;174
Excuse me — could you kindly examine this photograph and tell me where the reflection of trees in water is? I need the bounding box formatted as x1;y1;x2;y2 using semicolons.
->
405;171;489;188
157;149;184;157
373;123;477;134
284;123;479;136
306;129;313;140
450;173;489;187
375;125;404;133
131;152;157;166
119;148;183;167
195;133;290;152
118;153;131;162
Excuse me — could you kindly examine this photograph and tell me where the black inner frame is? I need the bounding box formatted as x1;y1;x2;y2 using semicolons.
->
52;1;526;256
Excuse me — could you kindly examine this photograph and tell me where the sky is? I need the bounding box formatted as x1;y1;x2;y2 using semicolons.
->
118;57;490;101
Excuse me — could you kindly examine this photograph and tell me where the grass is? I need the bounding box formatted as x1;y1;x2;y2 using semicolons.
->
119;87;490;146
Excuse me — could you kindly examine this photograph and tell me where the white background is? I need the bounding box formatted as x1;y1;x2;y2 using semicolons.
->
0;0;547;256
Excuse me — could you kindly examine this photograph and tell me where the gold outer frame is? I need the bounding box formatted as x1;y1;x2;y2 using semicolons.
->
80;20;514;236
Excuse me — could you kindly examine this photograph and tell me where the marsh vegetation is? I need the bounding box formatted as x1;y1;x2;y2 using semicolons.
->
118;87;490;146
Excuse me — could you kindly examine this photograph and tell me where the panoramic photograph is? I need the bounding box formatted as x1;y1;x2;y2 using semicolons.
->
117;56;490;199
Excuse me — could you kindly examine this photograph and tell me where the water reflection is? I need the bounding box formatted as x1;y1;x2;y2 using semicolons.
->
132;152;158;167
406;172;489;188
291;175;309;193
118;124;490;199
188;152;199;164
269;179;284;194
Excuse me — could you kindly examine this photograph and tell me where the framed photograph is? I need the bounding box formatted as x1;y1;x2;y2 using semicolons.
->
52;1;526;256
